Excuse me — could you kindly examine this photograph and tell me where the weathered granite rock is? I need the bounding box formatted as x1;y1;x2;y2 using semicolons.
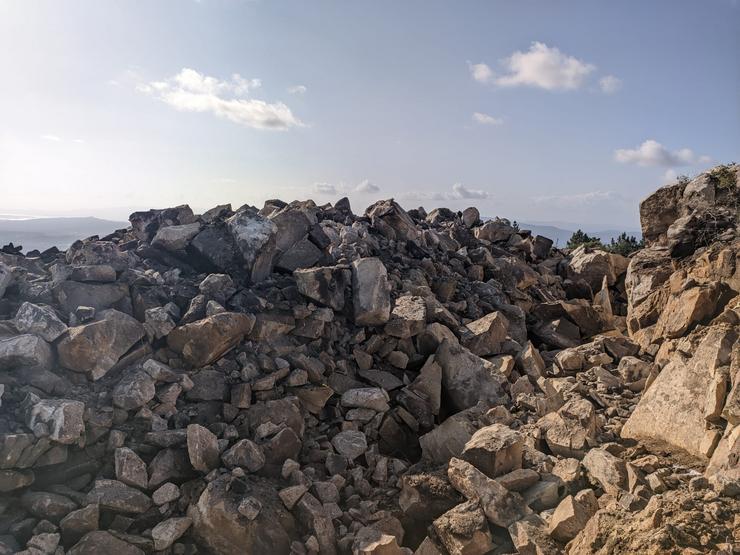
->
460;424;523;478
0;334;53;371
294;265;351;311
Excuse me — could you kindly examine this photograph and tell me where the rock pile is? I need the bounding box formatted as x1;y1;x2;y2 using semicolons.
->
0;165;737;554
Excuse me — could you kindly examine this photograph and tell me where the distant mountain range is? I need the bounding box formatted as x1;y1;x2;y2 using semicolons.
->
0;217;127;252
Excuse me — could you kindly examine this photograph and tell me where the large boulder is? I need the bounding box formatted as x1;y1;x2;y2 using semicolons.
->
435;339;508;412
13;302;68;342
226;206;278;283
566;245;629;292
57;309;145;380
129;205;197;242
621;325;736;460
294;265;351;311
167;312;255;367
352;257;391;326
188;475;296;554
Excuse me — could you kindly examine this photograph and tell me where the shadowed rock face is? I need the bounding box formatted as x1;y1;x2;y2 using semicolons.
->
0;166;737;554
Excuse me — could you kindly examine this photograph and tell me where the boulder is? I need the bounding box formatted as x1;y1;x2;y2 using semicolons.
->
432;499;494;555
151;222;201;251
167;312;255;367
53;281;131;315
0;334;53;371
294;265;351;311
447;457;532;528
460;311;509;357
187;424;220;472
435;339;508;412
151;517;192;551
129;205;196;242
114;447;148;489
26;399;85;445
112;371;156;410
385;296;427;338
84;479;152;514
567;245;629;292
582;448;628;495
68;531;144;555
460;424;523;478
621;326;736;460
226;206;278;283
352;257;391;326
13;302;67;342
548;488;598;542
204;488;266;537
57;309;145;380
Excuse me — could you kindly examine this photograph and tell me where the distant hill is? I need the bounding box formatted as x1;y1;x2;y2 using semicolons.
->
518;223;641;248
0;217;128;252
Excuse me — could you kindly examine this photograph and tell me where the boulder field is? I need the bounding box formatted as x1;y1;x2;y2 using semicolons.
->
0;164;737;554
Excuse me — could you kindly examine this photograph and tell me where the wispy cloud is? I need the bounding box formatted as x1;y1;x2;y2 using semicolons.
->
355;180;379;193
138;68;303;130
533;190;627;206
614;139;707;167
313;183;337;195
472;112;503;126
599;75;622;94
400;183;489;202
468;62;494;84
470;42;618;93
287;85;307;95
311;179;380;196
41;134;62;142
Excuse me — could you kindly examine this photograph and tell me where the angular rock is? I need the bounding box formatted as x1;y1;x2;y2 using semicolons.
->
26;399;85;444
68;531;144;555
152;222;201;252
460;424;523;478
221;439;265;472
186;424;220;473
432;499;494;555
167;312;255;367
112;371;156;411
582;448;628;495
151;517;192;551
294;265;351;311
385;296;427;338
226;206;278;283
84;479;152;514
460;311;509;357
57;309;145;380
331;430;368;460
352;257;391;326
114;447;148;489
0;334;53;371
548;488;598;542
14;302;68;342
447;457;532;528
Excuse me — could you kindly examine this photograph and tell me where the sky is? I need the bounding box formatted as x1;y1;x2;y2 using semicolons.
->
0;0;738;228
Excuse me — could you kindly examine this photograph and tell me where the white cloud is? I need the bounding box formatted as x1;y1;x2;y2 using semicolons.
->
287;85;307;95
399;183;489;202
472;43;602;91
614;139;703;167
313;183;337;195
138;68;302;130
495;42;595;90
533;190;626;206
472;112;503;126
355;180;379;193
41;134;62;142
599;75;622;94
451;183;488;199
698;155;712;164
468;62;494;84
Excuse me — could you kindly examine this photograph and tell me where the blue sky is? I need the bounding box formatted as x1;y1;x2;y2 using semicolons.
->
0;0;737;227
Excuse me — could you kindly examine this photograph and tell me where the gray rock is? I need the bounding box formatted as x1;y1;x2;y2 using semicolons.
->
352;257;391;326
14;302;68;342
331;430;368;460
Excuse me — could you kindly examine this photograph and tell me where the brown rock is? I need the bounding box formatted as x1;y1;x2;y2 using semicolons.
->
167;312;255;367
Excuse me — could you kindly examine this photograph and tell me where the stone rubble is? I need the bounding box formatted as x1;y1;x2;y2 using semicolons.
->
0;164;737;554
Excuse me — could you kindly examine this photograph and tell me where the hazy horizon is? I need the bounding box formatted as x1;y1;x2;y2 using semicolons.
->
1;1;738;228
